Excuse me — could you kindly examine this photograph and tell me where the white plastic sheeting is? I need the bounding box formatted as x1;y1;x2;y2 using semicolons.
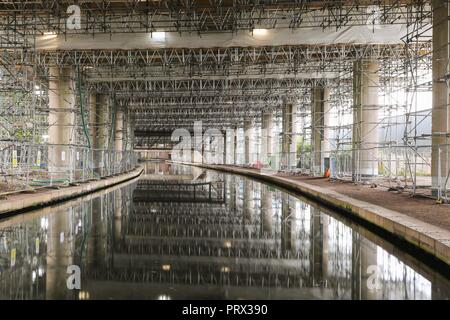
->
35;25;414;51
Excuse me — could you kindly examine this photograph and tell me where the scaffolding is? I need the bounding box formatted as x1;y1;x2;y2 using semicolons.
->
0;0;448;200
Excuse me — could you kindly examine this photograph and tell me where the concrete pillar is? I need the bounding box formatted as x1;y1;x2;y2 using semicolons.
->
96;95;109;149
351;233;379;299
432;0;450;195
114;109;124;152
282;103;297;169
223;130;227;165
244;120;254;165
88;92;97;149
310;207;329;286
48;67;75;181
261;112;274;166
360;239;379;299
281;193;295;253
87;196;107;269
244;179;254;223
93;94;109;176
234;126;238;165
46;208;73;299
225;128;235;165
114;190;123;242
312;87;331;175
323;89;333;171
260;185;273;234
352;60;380;180
243;179;255;238
229;176;237;211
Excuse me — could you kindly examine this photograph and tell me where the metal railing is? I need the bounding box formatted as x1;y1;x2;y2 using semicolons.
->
308;144;449;201
0;143;139;196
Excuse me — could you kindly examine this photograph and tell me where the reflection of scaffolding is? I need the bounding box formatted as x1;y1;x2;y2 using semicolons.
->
0;1;445;200
133;180;225;203
0;167;446;299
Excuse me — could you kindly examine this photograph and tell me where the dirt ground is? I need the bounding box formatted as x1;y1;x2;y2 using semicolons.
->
276;173;450;231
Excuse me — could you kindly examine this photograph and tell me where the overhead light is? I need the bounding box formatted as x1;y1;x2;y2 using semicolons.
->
43;31;57;37
78;291;90;300
220;266;231;273
162;264;171;271
252;29;268;36
151;31;166;41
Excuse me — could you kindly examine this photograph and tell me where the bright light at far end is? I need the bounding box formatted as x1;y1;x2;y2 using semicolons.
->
151;31;166;41
252;28;268;36
43;31;57;39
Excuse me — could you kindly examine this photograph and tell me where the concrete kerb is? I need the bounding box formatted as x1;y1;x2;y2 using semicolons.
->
0;165;144;217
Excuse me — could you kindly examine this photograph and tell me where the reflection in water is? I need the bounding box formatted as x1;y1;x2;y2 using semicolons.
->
0;161;449;300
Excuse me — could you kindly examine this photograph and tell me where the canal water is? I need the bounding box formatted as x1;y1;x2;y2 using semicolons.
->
0;161;449;300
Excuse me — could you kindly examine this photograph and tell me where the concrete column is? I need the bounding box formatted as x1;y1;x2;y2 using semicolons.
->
48;67;75;180
261;112;274;166
88;92;97;149
96;95;109;150
360;239;379;299
123;111;128;151
223;130;227;165
310;207;329;286
323;89;333;170
311;87;331;175
244;120;254;165
114;109;124;152
93;94;109;176
114;190;123;243
432;0;450;194
243;179;254;224
234;126;238;165
352;60;380;180
351;233;379;299
229;176;237;211
87;197;107;269
282;103;297;169
281;193;295;253
46;208;73;299
260;185;273;234
225;128;235;165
